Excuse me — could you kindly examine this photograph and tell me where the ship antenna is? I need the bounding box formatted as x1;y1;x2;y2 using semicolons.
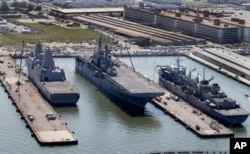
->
126;45;135;71
98;34;102;51
17;40;25;101
196;73;199;83
176;56;180;70
47;43;49;50
176;49;181;71
189;68;196;78
80;38;83;52
203;65;205;81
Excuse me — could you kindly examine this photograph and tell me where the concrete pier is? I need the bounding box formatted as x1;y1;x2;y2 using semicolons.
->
0;55;77;145
187;48;250;86
152;92;234;138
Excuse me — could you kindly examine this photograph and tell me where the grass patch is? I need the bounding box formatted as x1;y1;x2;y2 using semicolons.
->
0;20;107;47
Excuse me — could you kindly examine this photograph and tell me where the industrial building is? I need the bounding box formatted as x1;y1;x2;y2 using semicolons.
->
144;0;182;5
124;7;250;43
50;7;123;18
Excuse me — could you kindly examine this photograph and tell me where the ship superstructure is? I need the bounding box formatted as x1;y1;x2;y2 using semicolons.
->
75;39;164;108
26;42;80;106
157;58;249;125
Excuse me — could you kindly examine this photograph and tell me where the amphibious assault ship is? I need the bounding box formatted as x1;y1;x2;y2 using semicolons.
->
26;42;80;106
157;58;249;125
75;39;164;108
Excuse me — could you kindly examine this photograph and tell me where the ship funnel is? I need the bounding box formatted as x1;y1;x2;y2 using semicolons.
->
35;42;43;59
42;49;55;69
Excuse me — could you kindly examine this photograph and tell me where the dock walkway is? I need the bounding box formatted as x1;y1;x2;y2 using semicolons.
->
152;92;234;137
0;55;77;145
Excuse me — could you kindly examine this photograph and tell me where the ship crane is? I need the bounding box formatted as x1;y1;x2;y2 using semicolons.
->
16;40;25;101
188;68;196;78
200;75;214;85
125;45;135;72
207;75;214;83
196;73;199;83
200;66;214;85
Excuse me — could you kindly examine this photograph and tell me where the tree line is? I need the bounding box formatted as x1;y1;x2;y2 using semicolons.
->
0;0;42;14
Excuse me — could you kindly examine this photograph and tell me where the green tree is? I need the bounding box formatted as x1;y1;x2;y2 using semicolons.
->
35;5;42;11
27;3;34;11
11;1;27;8
0;0;10;13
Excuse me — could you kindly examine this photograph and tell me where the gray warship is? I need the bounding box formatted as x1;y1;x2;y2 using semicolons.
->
26;42;80;106
157;58;249;125
75;39;164;108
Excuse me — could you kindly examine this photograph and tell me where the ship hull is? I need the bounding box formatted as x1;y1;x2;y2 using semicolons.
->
159;76;249;125
28;77;79;106
26;60;79;106
75;57;153;109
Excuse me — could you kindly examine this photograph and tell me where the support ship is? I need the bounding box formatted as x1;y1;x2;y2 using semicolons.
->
26;42;80;106
75;40;164;108
157;58;249;125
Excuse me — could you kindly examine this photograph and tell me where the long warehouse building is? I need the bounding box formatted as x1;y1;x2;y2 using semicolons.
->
73;15;205;45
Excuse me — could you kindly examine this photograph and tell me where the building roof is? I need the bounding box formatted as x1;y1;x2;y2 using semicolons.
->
159;10;239;28
51;7;124;14
28;10;42;16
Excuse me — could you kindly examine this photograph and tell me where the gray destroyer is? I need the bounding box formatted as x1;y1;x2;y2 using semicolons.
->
157;58;249;125
75;39;164;108
26;42;80;106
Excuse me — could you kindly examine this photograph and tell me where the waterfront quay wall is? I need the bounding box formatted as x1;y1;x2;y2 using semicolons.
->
112;50;185;57
0;55;78;145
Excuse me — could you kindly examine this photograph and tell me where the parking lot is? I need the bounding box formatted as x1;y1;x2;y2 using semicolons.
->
0;18;56;34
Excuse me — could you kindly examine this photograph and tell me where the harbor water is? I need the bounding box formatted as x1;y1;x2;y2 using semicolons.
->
1;56;250;153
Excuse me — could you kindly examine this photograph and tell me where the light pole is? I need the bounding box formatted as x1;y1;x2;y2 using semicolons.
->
153;61;156;82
